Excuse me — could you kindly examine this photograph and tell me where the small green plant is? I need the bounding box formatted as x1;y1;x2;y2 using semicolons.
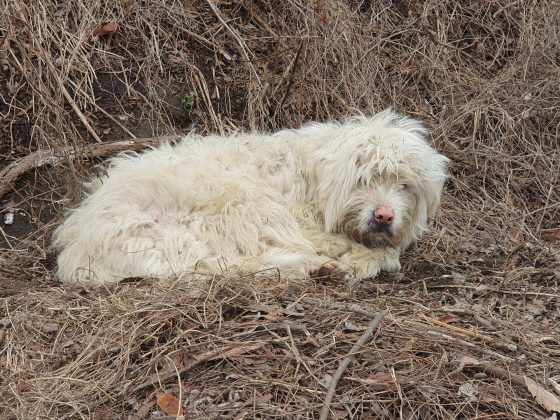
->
182;92;196;111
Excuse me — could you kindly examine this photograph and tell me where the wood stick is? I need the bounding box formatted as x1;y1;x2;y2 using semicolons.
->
0;135;179;201
277;41;306;112
318;310;388;420
423;330;514;362
473;364;526;387
459;358;525;387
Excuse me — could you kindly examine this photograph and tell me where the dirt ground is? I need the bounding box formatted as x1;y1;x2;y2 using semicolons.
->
1;0;559;419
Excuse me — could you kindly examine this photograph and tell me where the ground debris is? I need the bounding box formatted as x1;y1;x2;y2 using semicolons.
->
1;0;559;418
0;273;557;419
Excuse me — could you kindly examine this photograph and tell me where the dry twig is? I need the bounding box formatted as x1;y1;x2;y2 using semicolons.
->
0;136;179;200
319;310;388;420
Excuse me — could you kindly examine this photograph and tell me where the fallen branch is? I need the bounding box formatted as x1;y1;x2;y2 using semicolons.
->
464;361;525;387
319;310;388;420
422;329;514;362
0;135;180;201
276;40;306;112
424;316;521;356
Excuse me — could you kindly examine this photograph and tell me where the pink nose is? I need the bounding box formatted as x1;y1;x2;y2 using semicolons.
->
374;206;394;225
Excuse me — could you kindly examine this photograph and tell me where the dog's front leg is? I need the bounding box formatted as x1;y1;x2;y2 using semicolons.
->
262;247;355;281
338;244;401;283
300;230;400;283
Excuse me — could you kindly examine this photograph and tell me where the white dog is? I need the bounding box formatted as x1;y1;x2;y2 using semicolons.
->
53;109;449;285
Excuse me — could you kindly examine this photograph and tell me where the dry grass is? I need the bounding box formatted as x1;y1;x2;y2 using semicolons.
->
2;273;560;418
0;0;559;418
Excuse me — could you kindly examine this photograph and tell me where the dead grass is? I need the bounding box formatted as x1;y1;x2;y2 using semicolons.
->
0;0;559;418
1;274;559;418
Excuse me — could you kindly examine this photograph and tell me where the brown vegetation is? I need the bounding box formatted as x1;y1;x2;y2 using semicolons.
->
0;0;558;418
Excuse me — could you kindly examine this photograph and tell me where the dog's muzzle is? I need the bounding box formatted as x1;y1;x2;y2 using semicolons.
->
362;219;394;248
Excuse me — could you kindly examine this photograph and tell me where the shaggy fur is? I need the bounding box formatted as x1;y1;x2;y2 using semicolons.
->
53;110;450;285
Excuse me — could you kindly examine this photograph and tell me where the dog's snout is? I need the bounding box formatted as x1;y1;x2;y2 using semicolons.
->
374;206;394;225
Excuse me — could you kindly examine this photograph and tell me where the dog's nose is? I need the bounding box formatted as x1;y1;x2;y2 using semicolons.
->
374;206;394;225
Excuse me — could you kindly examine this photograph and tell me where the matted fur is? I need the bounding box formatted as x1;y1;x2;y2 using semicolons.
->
53;110;449;285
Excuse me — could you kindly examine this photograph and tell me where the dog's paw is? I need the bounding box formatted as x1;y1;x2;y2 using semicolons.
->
309;260;353;282
339;246;401;281
382;258;401;273
350;265;381;284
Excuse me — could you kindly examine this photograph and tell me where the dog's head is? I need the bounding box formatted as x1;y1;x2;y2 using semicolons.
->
308;109;450;252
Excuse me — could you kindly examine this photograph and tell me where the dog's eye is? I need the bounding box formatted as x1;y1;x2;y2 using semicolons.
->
400;184;408;190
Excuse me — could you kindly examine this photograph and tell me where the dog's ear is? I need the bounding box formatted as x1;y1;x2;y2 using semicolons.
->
422;153;451;218
307;148;364;233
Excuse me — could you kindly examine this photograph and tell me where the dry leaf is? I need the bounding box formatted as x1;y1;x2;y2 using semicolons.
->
549;377;560;395
93;22;118;37
478;385;501;404
343;320;362;332
305;336;321;348
257;393;273;403
16;1;28;15
41;322;60;333
541;228;560;243
523;376;560;413
527;300;546;316
457;355;481;371
264;312;281;321
1;198;16;211
156;391;184;417
129;397;154;420
507;227;525;243
438;313;458;323
319;373;333;388
458;382;479;399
